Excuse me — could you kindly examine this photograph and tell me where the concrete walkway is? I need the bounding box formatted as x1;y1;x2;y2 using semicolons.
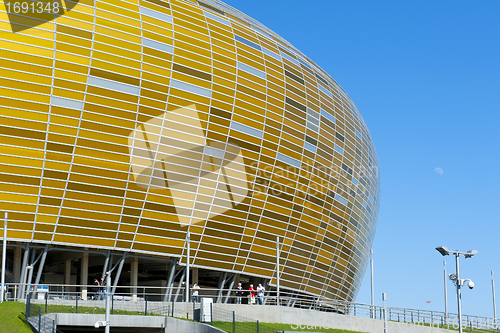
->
210;303;458;333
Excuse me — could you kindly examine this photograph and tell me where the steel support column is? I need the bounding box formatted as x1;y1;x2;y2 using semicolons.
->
102;250;111;279
217;272;227;303
19;243;30;300
224;274;236;304
164;260;176;302
130;257;138;302
173;267;185;303
33;245;49;290
111;253;127;295
80;252;89;300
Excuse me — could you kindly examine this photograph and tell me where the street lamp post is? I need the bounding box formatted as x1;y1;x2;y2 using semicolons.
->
276;236;280;305
105;273;111;333
492;271;497;326
370;249;374;318
186;231;190;303
436;246;477;333
1;212;7;303
382;292;388;333
444;260;448;325
94;272;111;332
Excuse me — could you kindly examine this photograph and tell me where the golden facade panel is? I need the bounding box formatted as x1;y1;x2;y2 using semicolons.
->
0;0;379;302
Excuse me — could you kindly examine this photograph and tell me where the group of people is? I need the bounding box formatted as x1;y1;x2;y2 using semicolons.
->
88;278;266;304
192;282;266;305
92;277;106;300
235;283;265;305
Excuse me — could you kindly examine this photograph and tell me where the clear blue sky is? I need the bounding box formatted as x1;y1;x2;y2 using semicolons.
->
224;0;500;317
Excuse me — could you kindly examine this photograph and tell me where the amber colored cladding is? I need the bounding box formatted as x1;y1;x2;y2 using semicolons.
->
0;0;380;302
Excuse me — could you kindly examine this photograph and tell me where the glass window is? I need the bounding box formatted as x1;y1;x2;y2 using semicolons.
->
334;193;348;206
352;177;358;186
306;108;319;133
50;96;84;110
342;163;353;175
318;84;332;98
262;47;281;60
237;61;266;79
286;97;306;112
285;70;304;85
87;76;140;95
140;6;173;23
204;11;230;26
203;146;225;159
276;153;301;168
170;79;211;98
235;35;261;51
351;106;360;119
297;57;312;69
305;135;317;146
355;129;362;139
279;51;299;65
230;121;263;139
304;141;316;153
315;73;329;86
307;109;319;124
334;144;343;155
142;37;173;53
320;109;335;124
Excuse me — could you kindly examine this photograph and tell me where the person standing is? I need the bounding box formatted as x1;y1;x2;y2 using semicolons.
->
192;282;200;302
93;278;100;300
235;283;244;304
256;283;265;305
100;277;106;300
248;284;255;305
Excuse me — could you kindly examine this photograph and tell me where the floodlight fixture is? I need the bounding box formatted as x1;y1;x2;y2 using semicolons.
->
464;250;478;259
436;246;450;256
436;246;476;333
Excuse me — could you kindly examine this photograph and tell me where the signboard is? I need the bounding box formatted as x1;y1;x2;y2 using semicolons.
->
37;285;49;300
200;298;213;323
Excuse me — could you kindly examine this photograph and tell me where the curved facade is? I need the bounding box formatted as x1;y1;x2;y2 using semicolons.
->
0;0;380;301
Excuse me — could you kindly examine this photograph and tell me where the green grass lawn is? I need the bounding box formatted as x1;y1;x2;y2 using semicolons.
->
28;302;165;317
0;301;159;333
41;303;149;315
212;321;366;333
0;302;33;333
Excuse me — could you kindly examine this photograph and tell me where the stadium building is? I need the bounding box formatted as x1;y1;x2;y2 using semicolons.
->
0;0;380;303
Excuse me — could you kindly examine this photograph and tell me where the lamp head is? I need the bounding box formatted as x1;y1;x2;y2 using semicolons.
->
464;250;478;259
436;246;450;256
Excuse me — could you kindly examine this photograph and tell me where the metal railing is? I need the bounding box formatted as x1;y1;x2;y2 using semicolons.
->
10;282;499;332
211;306;262;333
26;295;64;333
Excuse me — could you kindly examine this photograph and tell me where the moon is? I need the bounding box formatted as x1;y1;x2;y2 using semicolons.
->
434;167;444;175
